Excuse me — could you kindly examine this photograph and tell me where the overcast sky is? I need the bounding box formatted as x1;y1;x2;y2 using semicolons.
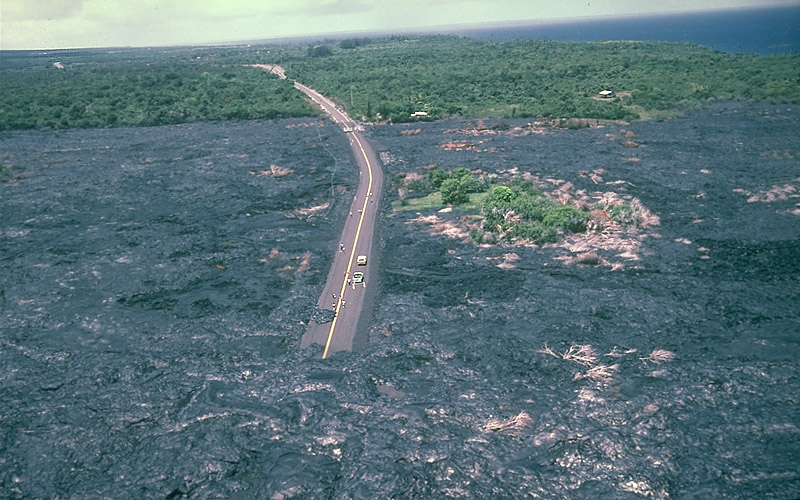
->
1;0;795;50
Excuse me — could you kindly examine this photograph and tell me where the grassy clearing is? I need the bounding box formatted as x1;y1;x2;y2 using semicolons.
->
392;191;488;212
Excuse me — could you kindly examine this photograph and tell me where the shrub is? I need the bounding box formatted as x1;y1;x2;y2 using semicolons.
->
604;202;639;225
440;177;470;205
489;185;514;204
542;205;591;233
480;177;592;244
429;167;448;188
470;229;484;243
450;167;471;179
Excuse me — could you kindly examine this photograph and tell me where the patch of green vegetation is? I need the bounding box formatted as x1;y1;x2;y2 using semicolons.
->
429;166;488;204
338;38;373;50
284;36;799;123
391;165;488;208
0;47;318;130
2;37;797;130
392;190;488;212
399;167;610;245
392;191;443;210
601;201;648;227
462;192;490;212
480;180;591;244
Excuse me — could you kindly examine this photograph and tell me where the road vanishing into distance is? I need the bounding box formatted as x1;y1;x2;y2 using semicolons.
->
254;65;384;358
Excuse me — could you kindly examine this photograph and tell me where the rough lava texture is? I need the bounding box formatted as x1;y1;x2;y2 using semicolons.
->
1;104;799;499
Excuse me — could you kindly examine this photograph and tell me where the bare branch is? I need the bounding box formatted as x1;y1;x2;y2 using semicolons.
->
640;349;675;364
561;344;598;366
537;343;559;358
482;412;534;435
575;364;619;382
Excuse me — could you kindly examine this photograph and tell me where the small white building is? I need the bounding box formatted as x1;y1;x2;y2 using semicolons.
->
410;111;428;118
598;90;616;98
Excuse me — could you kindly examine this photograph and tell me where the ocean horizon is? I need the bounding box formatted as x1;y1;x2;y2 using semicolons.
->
3;5;797;56
445;5;800;55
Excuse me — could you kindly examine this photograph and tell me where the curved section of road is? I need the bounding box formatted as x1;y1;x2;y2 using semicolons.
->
280;76;384;358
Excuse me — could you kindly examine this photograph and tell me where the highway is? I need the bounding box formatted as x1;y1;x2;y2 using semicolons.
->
274;74;384;358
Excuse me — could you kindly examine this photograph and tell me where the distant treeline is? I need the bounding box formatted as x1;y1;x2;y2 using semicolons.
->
282;36;800;122
0;48;317;130
1;36;798;130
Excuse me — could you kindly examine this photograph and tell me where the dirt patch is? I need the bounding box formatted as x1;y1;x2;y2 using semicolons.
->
493;252;520;269
408;214;471;240
444;119;554;137
441;141;478;152
293;202;331;219
296;252;312;274
249;164;295;177
285;121;322;129
733;177;800;205
551;222;653;270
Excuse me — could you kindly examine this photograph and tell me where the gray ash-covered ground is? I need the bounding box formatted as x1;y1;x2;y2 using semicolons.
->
1;104;799;499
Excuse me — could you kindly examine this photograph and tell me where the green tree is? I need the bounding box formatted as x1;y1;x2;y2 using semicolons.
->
491;186;514;203
450;167;471;179
429;167;448;188
489;185;514;204
440;177;470;205
307;45;333;57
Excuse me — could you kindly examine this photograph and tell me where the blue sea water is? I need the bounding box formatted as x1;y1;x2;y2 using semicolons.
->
451;5;800;55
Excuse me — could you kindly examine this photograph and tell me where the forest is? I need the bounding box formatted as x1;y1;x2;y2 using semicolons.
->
0;47;316;130
281;36;800;122
1;36;798;130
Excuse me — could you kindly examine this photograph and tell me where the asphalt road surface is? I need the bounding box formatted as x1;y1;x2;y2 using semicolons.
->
284;78;384;358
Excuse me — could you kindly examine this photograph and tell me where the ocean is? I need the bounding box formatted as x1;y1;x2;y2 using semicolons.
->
447;5;800;55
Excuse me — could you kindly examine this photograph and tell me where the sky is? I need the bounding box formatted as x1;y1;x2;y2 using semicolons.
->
1;0;796;50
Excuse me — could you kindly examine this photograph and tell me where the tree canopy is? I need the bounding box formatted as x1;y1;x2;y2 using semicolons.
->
2;36;798;130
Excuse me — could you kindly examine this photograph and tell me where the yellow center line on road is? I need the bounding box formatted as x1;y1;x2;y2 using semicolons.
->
321;131;374;359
